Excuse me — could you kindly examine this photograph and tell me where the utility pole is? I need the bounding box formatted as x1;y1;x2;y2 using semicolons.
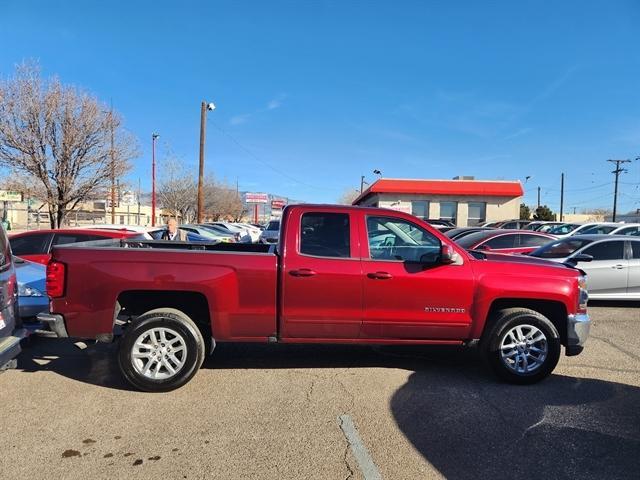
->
109;107;116;224
559;173;564;222
197;101;216;223
537;186;540;208
137;178;141;226
608;159;631;221
360;175;368;194
151;133;159;226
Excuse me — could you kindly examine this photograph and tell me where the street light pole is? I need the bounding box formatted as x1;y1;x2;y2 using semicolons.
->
109;108;116;224
151;133;159;226
197;101;216;223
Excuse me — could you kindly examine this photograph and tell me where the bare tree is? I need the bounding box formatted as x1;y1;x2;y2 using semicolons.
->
157;155;197;223
0;62;136;228
203;177;245;221
337;188;360;205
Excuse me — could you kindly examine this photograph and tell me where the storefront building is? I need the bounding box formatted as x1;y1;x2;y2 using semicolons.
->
352;177;524;227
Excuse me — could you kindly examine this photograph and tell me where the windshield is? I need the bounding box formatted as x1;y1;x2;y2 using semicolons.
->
548;223;580;235
579;225;617;235
455;230;497;249
266;220;280;231
529;238;594;258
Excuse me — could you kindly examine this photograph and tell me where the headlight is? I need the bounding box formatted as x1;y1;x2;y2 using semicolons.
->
18;283;44;297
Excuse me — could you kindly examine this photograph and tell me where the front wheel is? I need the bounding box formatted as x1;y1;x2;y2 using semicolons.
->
118;309;205;392
482;308;561;385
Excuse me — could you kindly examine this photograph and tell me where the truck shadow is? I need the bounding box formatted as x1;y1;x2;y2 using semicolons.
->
589;300;640;308
391;372;640;479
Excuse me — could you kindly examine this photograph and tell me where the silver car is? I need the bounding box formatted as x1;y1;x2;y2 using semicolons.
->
529;235;640;300
259;220;280;244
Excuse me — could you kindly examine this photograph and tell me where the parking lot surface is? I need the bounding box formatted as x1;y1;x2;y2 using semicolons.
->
1;303;638;480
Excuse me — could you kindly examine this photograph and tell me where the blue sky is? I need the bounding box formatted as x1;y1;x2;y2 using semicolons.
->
2;0;640;212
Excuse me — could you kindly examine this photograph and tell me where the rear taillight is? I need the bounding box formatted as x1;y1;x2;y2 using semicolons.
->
46;261;66;298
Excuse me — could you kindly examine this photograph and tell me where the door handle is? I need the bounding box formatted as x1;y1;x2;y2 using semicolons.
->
612;264;625;269
367;271;393;280
289;268;317;277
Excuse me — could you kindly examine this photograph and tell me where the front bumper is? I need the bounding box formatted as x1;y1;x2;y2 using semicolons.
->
36;313;68;338
566;313;590;356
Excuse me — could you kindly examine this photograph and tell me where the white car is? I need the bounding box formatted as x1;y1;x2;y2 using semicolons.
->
547;222;620;238
234;223;262;243
608;223;640;236
210;222;252;243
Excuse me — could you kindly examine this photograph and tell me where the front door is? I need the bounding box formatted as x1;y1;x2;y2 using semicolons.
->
360;215;474;340
280;209;362;339
577;240;628;296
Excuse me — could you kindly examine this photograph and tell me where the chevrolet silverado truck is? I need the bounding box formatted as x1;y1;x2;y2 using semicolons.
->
38;205;590;392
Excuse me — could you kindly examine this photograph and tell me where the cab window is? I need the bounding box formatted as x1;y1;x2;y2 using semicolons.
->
300;212;350;258
367;216;440;262
10;233;52;255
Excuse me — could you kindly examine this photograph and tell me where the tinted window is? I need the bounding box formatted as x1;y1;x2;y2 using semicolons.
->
631;241;640;259
530;238;593;258
53;234;104;245
582;241;625;261
500;221;517;229
411;201;429;220
367;216;440;262
10;233;51;255
266;220;280;231
580;225;617;235
0;224;9;268
456;230;497;249
617;226;640;236
485;234;516;249
519;234;551;247
300;212;350;258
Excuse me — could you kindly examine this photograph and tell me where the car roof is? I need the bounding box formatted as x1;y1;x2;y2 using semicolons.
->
566;234;634;240
10;228;137;237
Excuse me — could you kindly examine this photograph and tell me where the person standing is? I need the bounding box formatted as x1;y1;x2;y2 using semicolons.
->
162;218;188;241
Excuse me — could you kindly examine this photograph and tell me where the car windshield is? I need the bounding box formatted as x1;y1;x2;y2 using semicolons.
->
529;238;594;258
455;230;497;249
548;223;580;235
579;225;617;235
266;220;280;231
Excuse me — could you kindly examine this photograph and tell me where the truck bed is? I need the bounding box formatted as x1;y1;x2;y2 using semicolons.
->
49;239;278;340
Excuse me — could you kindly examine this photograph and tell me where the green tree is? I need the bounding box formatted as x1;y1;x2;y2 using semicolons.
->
519;203;531;220
533;205;556;221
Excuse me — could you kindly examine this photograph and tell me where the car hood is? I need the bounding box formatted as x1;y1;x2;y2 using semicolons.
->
479;251;570;270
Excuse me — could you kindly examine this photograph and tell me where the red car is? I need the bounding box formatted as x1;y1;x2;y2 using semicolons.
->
39;205;588;392
9;228;138;265
454;229;556;255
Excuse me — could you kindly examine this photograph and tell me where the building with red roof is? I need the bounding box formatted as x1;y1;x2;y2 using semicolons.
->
352;176;524;226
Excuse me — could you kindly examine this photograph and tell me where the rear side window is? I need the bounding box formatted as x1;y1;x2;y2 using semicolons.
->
300;212;350;258
53;234;105;245
582;241;625;261
485;235;516;249
519;234;551;247
631;242;640;259
0;224;10;269
10;233;51;256
617;226;640;236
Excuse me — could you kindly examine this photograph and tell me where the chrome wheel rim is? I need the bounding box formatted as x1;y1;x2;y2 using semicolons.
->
131;327;187;380
499;324;548;374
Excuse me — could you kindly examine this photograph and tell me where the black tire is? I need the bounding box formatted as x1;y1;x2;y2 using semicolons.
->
481;308;561;385
118;308;205;392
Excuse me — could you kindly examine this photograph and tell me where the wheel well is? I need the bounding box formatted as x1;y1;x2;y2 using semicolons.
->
116;290;212;339
485;298;568;345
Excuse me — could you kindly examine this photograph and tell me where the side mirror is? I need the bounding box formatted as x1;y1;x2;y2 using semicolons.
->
440;244;456;264
475;244;490;251
565;253;593;266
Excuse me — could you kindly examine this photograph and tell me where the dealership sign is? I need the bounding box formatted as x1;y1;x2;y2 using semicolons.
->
271;199;286;210
0;190;23;202
245;192;269;204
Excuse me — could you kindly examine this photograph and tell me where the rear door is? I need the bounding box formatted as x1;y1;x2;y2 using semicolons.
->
280;208;362;339
577;240;628;295
360;214;474;339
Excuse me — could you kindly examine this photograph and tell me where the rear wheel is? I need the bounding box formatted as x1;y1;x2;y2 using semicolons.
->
482;308;561;385
118;309;205;392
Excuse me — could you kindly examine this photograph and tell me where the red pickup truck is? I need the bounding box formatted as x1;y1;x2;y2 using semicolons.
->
38;205;590;392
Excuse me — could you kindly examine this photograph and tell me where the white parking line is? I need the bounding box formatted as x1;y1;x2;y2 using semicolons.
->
338;414;382;480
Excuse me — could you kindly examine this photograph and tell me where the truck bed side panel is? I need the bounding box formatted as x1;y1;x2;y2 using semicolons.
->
49;247;277;340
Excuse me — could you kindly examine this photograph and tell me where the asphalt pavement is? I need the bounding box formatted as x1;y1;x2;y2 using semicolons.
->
0;303;638;479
